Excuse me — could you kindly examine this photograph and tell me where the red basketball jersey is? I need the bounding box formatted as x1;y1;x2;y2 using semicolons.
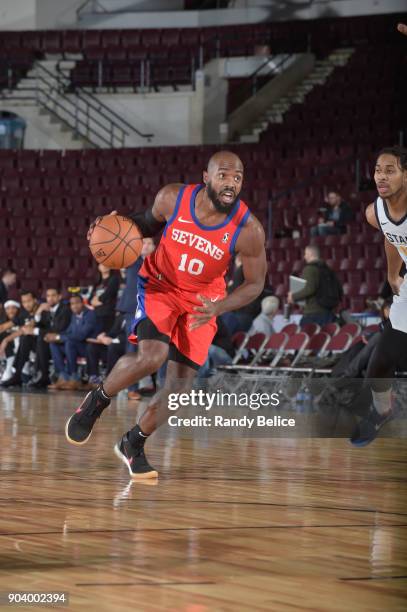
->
140;184;250;296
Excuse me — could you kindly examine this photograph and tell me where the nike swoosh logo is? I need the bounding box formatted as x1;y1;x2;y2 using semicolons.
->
178;216;193;224
210;297;219;302
381;222;388;226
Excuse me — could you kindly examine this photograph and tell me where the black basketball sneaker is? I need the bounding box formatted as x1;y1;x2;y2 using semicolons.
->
350;405;393;447
114;433;158;479
65;387;110;445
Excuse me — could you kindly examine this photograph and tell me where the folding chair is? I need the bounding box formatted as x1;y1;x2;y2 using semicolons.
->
340;322;362;338
300;323;320;337
280;323;300;336
321;322;340;337
218;333;269;371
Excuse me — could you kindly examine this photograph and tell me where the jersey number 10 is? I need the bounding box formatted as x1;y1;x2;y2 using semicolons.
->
178;253;204;276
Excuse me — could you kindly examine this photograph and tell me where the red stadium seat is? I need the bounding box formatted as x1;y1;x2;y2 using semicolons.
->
321;322;340;337
300;323;321;337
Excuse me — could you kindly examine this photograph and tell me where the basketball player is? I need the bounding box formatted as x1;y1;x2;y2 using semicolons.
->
351;146;407;446
65;151;267;477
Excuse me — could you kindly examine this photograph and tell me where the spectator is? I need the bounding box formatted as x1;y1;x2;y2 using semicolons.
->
248;296;279;337
0;300;22;382
222;254;263;333
47;295;98;391
198;317;235;379
117;238;156;400
0;291;39;387
26;288;72;389
0;268;17;305
85;313;127;388
89;264;120;333
287;245;342;326
310;191;353;236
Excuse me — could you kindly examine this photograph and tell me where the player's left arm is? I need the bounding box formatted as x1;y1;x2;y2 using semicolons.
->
384;238;404;295
191;215;267;329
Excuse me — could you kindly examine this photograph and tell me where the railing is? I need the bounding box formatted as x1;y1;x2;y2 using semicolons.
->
70;57;196;93
55;62;153;141
227;53;295;115
0;60;154;147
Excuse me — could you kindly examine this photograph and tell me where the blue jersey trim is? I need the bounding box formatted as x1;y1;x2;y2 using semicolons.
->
132;274;148;332
229;208;250;254
163;185;186;237
190;184;241;231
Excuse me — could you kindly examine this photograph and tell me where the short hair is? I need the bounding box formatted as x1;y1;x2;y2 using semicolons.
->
306;244;320;258
46;287;60;294
20;290;36;299
2;267;16;276
377;146;407;171
69;294;83;302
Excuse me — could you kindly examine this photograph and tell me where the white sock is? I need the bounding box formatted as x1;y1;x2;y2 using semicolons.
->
372;388;392;415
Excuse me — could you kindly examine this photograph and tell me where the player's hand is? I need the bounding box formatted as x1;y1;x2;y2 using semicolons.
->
190;294;221;330
388;275;403;296
287;292;293;305
87;210;118;241
397;23;407;36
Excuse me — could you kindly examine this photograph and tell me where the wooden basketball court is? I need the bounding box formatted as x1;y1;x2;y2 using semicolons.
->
1;390;406;611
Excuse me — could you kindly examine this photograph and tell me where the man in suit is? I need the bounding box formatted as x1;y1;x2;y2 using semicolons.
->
47;294;97;390
27;288;72;389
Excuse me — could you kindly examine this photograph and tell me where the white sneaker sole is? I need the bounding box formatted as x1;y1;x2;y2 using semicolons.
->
114;443;158;480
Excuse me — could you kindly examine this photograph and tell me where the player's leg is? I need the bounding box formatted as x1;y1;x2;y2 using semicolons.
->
351;323;407;446
114;351;199;479
65;318;170;446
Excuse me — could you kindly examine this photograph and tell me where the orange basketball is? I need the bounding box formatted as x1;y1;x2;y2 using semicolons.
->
89;215;143;269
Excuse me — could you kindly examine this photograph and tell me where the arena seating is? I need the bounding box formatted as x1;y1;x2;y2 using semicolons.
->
2;14;405;315
0;13;404;91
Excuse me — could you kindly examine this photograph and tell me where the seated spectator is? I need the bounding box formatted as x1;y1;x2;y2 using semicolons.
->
0;300;23;382
198;317;235;379
47;294;98;391
85;313;127;388
89;264;120;333
26;288;72;389
222;254;263;334
310;191;353;236
0;268;17;305
287;245;343;326
248;296;279;337
0;291;40;387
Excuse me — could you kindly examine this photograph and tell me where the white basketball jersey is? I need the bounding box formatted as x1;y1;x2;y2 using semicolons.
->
374;197;407;265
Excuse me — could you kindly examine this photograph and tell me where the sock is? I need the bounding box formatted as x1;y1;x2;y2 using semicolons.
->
96;383;111;402
128;424;150;449
372;388;392;415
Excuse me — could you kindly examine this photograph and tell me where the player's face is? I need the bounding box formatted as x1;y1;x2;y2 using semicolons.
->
46;289;60;307
204;161;243;214
70;297;84;315
374;154;406;198
21;294;36;313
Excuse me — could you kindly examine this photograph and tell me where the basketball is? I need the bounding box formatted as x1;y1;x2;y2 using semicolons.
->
89;215;143;269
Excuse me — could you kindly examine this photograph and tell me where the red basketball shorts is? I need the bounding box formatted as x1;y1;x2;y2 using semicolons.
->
132;274;220;366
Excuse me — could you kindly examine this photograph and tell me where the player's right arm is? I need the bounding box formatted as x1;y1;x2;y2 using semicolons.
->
127;183;183;235
366;202;403;295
